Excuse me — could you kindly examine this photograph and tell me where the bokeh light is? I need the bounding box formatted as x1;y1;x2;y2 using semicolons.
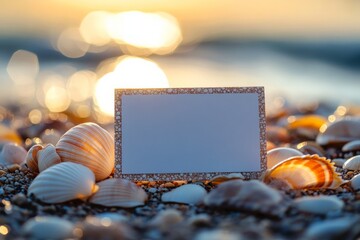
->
67;70;97;102
94;56;169;116
80;11;113;46
57;28;89;58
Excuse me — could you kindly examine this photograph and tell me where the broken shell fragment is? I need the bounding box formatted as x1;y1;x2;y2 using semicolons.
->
292;196;344;214
56;122;114;181
263;155;342;190
161;184;207;205
28;162;98;203
343;155;360;171
316;117;360;146
37;144;61;172
89;178;147;207
25;144;43;173
267;147;303;168
0;143;27;166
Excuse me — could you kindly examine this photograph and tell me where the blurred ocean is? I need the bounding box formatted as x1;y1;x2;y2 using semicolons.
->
1;38;360;109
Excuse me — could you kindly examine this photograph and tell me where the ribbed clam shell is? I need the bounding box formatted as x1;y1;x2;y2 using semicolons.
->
267;147;303;168
56;122;114;181
0;143;27;166
342;140;360;152
28;162;97;203
25;144;43;173
37;144;61;172
316;117;360;146
89;178;147;207
343;155;360;171
292;196;344;214
161;184;207;205
263;155;342;189
209;173;245;185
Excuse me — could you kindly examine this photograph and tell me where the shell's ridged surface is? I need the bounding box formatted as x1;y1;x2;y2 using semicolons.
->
161;184;207;205
343;155;360;171
204;180;284;213
292;196;344;214
28;162;97;203
0;143;27;166
287;115;327;130
89;178;147;207
342;140;360;152
25;144;43;173
267;147;303;168
56;122;114;181
263;155;342;189
316;117;360;146
37;144;61;172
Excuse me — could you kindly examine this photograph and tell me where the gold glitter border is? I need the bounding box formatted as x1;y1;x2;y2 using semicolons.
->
114;87;266;181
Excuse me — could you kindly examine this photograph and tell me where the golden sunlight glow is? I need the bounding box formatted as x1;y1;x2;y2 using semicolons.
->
94;56;169;116
67;70;97;102
45;85;71;112
0;225;9;236
106;11;182;55
57;28;89;58
80;11;112;46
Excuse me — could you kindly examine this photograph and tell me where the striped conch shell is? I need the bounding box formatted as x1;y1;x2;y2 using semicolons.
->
263;155;342;189
28;162;98;203
37;144;61;172
56;122;114;181
89;178;147;207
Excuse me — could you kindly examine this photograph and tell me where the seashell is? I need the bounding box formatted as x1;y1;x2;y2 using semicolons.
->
266;126;290;143
209;172;245;185
267;147;303;168
149;209;184;232
0;123;22;145
303;217;359;240
343;155;360;171
89;178;147;207
78;216;137;240
350;173;360;191
204;180;284;214
287;115;326;130
56;122;114;181
28;162;98;203
161;184;207;205
22;216;74;240
25;144;43;173
292;196;344;214
316;117;360;146
342;140;360;152
332;158;346;168
296;141;326;157
0;143;27;166
37;144;61;172
263;155;342;189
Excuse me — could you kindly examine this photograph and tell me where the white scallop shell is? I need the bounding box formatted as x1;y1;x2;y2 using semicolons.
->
267;147;303;168
28;162;98;203
0;143;27;166
342;140;360;152
89;178;147;207
292;196;344;214
22;217;74;240
161;184;207;205
56;122;114;181
37;144;61;172
25;144;43;173
343;155;360;171
350;173;360;191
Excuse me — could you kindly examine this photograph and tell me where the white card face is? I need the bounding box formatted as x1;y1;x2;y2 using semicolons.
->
115;87;266;181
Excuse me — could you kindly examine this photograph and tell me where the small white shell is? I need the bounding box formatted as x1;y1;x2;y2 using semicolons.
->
25;144;43;173
267;147;303;168
350;174;360;191
22;217;74;240
161;184;207;205
28;162;97;203
343;155;360;171
89;178;147;207
342;140;360;152
56;122;114;181
37;144;61;172
0;143;27;166
292;196;344;214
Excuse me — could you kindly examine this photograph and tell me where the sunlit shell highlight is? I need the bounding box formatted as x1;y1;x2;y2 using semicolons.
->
267;147;303;168
263;155;342;189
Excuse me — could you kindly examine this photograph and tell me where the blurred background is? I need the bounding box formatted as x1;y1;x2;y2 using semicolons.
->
1;0;360;125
